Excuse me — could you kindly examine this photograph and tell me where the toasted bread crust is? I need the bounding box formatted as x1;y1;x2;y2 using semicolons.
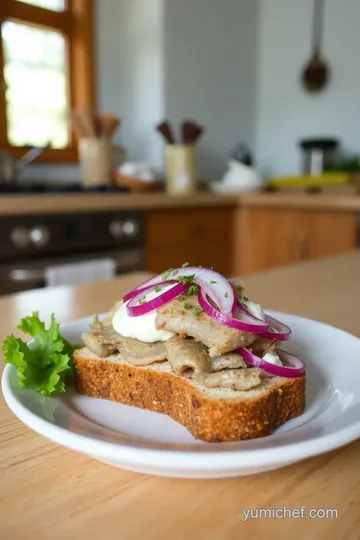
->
73;349;306;442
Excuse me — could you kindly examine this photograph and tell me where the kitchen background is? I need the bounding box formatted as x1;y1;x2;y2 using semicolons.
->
22;0;360;183
0;0;359;295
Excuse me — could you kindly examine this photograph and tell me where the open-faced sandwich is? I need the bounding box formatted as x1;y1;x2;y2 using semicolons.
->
74;265;306;442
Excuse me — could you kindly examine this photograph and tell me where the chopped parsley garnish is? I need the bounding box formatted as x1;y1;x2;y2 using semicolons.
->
193;307;203;318
162;268;173;280
182;262;190;267
138;295;147;304
178;274;199;295
183;302;191;310
154;285;161;293
243;296;249;302
210;280;217;284
224;292;228;298
187;284;199;295
178;274;195;285
178;295;185;301
172;269;179;276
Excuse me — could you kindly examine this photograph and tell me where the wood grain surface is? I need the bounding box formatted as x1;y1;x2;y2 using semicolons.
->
236;207;356;276
1;254;360;539
0;191;360;216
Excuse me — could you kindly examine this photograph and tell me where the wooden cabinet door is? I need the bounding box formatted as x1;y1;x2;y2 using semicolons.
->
237;208;356;276
146;207;234;276
304;211;356;260
237;207;305;275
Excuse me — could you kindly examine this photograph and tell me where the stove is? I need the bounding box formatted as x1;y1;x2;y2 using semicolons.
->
0;209;145;294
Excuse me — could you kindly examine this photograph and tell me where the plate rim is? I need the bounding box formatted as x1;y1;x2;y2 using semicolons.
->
3;312;360;472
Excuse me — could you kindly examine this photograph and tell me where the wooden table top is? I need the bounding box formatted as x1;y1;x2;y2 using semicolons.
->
1;252;359;539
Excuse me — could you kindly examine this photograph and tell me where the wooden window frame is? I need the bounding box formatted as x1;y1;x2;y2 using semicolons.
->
0;0;95;163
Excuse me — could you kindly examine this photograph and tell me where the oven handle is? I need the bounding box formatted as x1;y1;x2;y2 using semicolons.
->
9;268;44;283
8;250;144;283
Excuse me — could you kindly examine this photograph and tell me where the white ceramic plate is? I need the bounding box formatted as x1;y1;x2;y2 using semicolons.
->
3;311;360;478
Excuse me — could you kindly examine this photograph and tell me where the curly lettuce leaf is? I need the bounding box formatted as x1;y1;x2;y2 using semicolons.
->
2;312;76;396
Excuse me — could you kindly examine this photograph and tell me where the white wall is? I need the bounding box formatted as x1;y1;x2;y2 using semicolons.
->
116;0;165;172
256;0;360;177
164;0;259;180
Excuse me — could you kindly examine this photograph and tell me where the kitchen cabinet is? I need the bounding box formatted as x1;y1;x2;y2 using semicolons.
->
236;207;357;276
146;207;235;276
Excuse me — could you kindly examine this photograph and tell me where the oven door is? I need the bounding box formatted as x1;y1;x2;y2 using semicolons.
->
0;248;144;295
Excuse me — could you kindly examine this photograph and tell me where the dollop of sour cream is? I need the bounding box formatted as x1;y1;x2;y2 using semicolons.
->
245;300;283;367
246;301;265;321
112;284;176;343
262;351;283;367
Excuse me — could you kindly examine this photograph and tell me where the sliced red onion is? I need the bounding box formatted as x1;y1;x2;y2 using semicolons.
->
124;266;235;315
123;277;176;302
236;302;292;342
239;347;305;378
198;288;268;333
127;282;188;317
179;267;235;315
259;314;292;342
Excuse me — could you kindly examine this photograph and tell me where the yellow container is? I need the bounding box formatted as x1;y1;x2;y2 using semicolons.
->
267;172;351;189
165;144;197;195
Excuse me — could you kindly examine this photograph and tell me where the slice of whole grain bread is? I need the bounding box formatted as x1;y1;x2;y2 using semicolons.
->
73;347;306;442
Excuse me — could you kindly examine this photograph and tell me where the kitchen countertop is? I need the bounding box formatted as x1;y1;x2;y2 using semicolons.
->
0;190;360;215
1;250;359;539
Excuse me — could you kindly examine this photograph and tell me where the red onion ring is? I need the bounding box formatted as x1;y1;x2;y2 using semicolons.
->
239;347;305;378
122;278;177;302
124;266;235;315
198;288;268;333
127;282;188;317
259;314;292;342
237;302;291;342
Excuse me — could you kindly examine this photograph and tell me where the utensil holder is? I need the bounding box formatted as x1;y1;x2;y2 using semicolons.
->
165;144;197;195
78;137;127;188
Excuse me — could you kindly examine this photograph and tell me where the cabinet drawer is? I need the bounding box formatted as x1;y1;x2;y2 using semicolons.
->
147;208;234;248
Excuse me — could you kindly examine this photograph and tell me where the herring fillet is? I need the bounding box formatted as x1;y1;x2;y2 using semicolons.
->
156;296;255;357
164;336;210;376
84;327;167;366
164;335;261;390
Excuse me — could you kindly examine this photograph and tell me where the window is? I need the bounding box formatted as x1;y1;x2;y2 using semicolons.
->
0;0;94;162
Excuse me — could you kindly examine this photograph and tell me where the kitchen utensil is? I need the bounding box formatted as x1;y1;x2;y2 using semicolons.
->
299;137;339;175
98;114;120;138
156;121;176;144
71;110;122;140
78;137;128;188
0;145;50;185
181;120;204;145
165;144;196;195
302;0;329;93
74;109;97;137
